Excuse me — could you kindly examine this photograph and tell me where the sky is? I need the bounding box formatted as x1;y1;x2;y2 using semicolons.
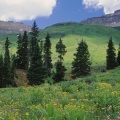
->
0;0;120;29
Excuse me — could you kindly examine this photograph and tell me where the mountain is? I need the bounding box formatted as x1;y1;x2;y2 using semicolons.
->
0;21;31;34
81;9;120;28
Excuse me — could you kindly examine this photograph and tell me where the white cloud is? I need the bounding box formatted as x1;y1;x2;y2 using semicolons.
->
0;0;57;21
83;0;120;14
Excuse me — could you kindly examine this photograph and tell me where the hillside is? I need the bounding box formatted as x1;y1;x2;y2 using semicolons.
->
0;21;31;34
39;22;120;67
42;22;120;39
81;9;120;28
0;22;120;67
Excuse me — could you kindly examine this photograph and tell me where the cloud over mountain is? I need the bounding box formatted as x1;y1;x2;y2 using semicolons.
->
83;0;120;14
0;0;57;21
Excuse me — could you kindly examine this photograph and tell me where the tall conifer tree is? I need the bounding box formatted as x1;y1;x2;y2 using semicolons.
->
3;37;11;86
53;38;67;82
106;37;117;69
16;33;22;69
27;21;45;85
30;21;39;59
0;54;4;88
56;38;67;62
22;31;28;70
44;33;53;76
16;31;28;70
71;40;91;78
27;42;45;85
117;44;120;65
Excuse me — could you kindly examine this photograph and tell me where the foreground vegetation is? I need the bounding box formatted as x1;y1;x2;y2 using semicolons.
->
0;67;120;120
0;22;120;119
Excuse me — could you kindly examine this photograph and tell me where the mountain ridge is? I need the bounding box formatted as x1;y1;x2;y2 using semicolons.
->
0;21;31;34
81;9;120;28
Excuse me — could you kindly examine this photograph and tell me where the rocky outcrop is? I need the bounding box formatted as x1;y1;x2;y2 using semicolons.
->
0;21;31;34
81;10;120;27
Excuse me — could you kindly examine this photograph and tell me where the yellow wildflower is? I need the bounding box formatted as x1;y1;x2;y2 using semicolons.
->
25;112;29;116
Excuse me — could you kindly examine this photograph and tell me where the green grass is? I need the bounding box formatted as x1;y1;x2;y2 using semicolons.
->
0;67;120;119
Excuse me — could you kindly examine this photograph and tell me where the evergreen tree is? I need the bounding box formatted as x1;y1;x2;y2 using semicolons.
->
16;31;28;70
0;54;4;88
56;38;67;61
52;60;66;82
21;31;28;70
53;38;67;82
117;44;120;65
27;21;45;85
3;37;11;86
44;33;53;76
71;40;91;78
106;37;117;69
30;21;39;58
27;42;45;85
16;33;22;69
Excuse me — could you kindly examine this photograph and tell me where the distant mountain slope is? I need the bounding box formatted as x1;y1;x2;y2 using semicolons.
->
0;21;31;34
40;22;120;41
81;10;120;28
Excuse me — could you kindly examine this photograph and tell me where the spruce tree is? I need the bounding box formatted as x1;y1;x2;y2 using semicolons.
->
44;33;53;76
71;40;91;78
21;31;28;70
53;38;67;82
27;21;45;85
27;42;45;85
30;21;39;59
16;31;28;70
106;37;117;69
3;37;11;86
16;33;22;69
117;44;120;65
0;54;4;88
56;38;67;61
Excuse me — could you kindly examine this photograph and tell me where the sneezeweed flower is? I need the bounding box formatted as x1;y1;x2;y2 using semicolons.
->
62;92;68;95
100;82;112;88
25;112;29;116
111;91;118;95
70;98;76;101
85;94;89;97
81;104;85;108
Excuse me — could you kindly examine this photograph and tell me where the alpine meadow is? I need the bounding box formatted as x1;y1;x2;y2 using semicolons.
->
0;21;120;120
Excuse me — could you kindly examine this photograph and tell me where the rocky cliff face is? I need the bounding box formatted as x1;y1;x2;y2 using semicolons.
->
81;10;120;27
0;21;31;34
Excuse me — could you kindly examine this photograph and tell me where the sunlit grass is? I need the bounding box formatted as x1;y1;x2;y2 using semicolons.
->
0;67;120;119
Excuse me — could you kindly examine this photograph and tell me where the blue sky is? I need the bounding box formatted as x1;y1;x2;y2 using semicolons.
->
22;0;104;29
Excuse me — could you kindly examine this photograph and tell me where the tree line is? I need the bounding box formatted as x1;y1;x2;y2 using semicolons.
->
0;21;120;88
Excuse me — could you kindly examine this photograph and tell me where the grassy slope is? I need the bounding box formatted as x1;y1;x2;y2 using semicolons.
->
0;22;120;67
40;22;120;68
